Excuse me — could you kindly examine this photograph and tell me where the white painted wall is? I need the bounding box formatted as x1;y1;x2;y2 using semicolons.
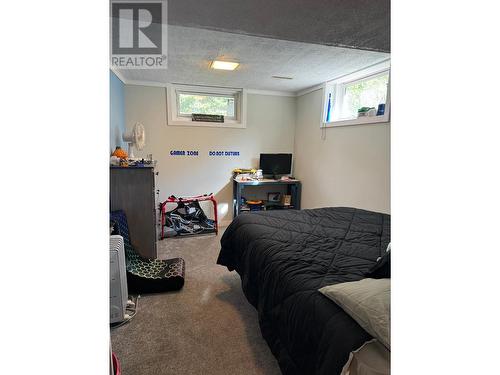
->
293;88;390;213
124;85;296;225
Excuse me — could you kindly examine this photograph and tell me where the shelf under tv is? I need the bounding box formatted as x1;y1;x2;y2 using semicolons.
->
233;178;301;218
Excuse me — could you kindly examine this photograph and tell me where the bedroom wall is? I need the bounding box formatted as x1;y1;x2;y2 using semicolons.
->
293;88;390;213
124;85;296;225
110;70;126;154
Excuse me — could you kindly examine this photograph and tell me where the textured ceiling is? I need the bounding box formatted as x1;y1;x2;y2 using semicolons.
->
168;0;390;53
117;26;389;93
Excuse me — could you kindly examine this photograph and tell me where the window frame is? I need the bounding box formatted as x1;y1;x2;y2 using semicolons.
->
322;60;391;128
167;84;247;128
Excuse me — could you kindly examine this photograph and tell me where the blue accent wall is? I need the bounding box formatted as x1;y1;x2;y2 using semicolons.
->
110;70;125;154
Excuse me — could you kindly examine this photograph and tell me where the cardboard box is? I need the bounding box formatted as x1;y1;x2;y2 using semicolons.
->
282;194;292;206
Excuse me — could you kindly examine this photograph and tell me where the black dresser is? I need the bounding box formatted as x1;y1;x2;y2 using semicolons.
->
110;164;159;259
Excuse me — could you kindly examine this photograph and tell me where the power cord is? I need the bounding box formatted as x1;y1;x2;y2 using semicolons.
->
111;295;140;329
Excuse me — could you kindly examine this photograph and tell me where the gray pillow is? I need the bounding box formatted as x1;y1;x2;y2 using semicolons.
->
319;278;390;349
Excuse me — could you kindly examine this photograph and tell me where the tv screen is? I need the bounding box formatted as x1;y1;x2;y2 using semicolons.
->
259;153;292;176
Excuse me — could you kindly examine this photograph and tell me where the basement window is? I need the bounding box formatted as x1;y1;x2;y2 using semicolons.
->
323;60;390;127
167;84;247;128
178;93;236;118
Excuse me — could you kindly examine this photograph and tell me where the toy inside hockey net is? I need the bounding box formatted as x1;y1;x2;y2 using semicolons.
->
160;194;218;239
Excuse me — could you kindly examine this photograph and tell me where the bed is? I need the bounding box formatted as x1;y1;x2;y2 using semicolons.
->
217;207;390;375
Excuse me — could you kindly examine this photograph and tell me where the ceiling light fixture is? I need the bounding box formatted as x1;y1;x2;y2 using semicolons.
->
211;60;240;71
272;75;293;80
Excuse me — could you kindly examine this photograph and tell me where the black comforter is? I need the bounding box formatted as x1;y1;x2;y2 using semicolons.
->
217;207;390;375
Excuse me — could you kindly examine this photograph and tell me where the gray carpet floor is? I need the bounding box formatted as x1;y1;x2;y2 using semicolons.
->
111;228;282;375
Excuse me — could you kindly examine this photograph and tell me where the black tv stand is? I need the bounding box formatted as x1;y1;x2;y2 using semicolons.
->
232;178;301;217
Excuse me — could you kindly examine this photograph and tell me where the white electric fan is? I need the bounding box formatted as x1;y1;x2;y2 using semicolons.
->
122;122;146;159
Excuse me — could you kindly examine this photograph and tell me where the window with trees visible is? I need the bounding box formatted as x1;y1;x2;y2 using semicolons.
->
167;84;246;128
323;61;390;127
178;92;236;119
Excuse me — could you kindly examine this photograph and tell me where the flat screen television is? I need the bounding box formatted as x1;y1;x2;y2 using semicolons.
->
259;153;292;178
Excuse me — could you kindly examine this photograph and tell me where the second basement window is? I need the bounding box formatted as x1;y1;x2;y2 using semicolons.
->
339;72;389;120
323;61;390;127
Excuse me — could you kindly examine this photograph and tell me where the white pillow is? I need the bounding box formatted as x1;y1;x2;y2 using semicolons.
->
319;278;390;349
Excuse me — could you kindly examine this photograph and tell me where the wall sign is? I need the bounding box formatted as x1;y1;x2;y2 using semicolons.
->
209;151;240;157
170;150;199;156
192;114;224;123
169;150;240;157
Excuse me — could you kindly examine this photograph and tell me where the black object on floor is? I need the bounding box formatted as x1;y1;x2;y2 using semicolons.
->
111;210;185;293
162;198;216;238
110;229;282;375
